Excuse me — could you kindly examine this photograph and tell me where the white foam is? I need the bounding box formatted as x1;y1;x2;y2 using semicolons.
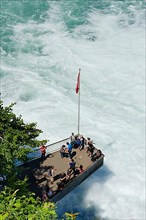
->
1;4;145;220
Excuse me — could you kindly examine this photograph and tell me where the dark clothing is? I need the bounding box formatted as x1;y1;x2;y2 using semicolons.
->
60;172;67;184
60;172;66;179
76;138;81;146
69;161;76;169
91;150;102;162
60;147;68;158
57;181;64;190
79;137;85;150
67;168;73;178
87;144;94;156
69;161;76;175
60;151;68;158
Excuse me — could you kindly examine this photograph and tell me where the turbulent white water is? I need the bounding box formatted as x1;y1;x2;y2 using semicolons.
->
1;2;145;220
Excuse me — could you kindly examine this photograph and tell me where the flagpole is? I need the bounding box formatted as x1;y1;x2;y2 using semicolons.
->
78;68;81;135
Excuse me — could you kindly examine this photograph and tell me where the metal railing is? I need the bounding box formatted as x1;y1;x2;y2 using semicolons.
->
15;137;70;166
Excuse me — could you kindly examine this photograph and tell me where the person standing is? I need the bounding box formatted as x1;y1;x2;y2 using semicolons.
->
71;132;75;142
68;158;76;175
40;145;47;162
79;135;85;151
48;166;56;184
66;142;73;158
70;132;76;147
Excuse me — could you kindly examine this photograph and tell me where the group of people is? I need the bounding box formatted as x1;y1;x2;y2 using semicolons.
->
56;163;84;191
40;133;102;201
41;159;84;201
71;133;85;151
49;158;84;187
85;137;102;161
40;133;102;162
59;133;85;159
42;188;54;201
59;134;102;162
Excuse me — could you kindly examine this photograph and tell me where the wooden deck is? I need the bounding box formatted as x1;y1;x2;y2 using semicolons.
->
22;137;104;202
36;147;94;190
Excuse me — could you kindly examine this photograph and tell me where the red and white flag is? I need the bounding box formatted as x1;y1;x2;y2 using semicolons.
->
76;71;80;94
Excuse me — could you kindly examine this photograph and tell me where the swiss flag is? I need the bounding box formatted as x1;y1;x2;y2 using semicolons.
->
76;71;80;94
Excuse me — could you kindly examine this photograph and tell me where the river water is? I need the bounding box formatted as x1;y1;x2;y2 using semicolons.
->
0;1;145;219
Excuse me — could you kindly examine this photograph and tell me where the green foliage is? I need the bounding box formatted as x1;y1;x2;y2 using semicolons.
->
65;212;79;220
0;187;80;220
0;100;47;182
0;187;58;220
0;101;80;220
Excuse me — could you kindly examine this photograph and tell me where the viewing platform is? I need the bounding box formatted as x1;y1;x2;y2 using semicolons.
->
22;136;104;202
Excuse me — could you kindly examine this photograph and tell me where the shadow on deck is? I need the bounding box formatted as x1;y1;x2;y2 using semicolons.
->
20;139;104;202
